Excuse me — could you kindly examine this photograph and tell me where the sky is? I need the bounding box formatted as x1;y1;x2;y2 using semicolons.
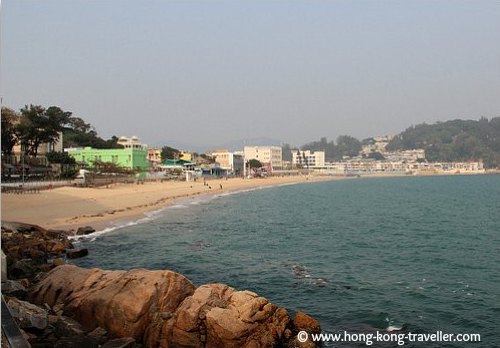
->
1;0;500;150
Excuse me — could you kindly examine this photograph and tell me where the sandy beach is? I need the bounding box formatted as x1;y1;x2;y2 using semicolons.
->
1;175;339;231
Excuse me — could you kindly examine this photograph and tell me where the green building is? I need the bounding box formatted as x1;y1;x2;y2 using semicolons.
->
66;147;149;171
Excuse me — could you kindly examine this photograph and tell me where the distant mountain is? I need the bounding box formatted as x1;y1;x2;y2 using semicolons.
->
386;117;500;168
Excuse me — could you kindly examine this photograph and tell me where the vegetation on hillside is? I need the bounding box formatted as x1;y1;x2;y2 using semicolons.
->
386;117;500;168
301;136;362;161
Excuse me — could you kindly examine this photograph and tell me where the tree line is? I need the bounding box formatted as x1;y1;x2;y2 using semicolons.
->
1;104;215;167
286;135;363;162
1;105;122;161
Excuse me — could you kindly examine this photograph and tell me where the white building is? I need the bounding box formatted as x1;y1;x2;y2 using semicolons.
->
117;136;147;149
291;150;325;168
361;135;394;155
384;149;425;162
243;146;283;170
210;149;235;171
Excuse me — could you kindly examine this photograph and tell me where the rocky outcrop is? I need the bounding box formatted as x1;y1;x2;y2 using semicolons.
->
1;221;77;280
29;265;320;347
165;284;290;347
30;265;197;345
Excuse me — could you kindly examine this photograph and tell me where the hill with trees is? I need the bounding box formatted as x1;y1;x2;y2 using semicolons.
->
386;117;500;168
300;135;362;161
297;117;500;168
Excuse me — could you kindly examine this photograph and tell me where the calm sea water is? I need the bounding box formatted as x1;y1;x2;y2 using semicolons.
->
75;175;500;347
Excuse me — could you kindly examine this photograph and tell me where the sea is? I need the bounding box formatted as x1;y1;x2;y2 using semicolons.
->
73;175;500;347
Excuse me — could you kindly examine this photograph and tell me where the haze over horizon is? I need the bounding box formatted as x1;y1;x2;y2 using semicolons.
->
1;0;499;149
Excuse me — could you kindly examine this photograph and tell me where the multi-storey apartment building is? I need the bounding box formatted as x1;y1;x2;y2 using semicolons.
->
291;150;325;168
243;146;283;170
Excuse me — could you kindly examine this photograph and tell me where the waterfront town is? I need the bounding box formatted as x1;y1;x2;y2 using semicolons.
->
1;132;486;184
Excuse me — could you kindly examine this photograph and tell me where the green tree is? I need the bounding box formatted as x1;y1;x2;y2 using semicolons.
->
63;117;122;149
367;151;385;160
248;159;262;168
46;151;76;165
336;135;362;158
302;151;309;168
1;107;19;157
17;105;71;157
386;117;500;168
282;143;292;162
46;151;77;178
161;146;180;161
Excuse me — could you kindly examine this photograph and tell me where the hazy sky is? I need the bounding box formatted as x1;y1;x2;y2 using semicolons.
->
2;0;500;149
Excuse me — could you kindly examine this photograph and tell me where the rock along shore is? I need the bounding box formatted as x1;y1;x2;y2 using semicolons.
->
1;221;320;347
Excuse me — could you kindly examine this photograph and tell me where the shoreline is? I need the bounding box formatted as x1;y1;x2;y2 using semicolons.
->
1;172;493;233
1;175;340;232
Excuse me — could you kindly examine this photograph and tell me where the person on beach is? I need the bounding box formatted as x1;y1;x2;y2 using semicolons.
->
220;184;223;190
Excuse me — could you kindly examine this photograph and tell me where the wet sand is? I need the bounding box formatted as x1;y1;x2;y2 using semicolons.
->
1;175;340;231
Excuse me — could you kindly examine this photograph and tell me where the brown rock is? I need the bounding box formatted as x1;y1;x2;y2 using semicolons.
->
288;337;317;348
76;226;95;235
293;311;321;334
29;265;196;344
167;284;291;348
47;229;72;239
66;248;88;259
53;257;65;266
50;241;68;254
28;264;318;348
101;337;136;348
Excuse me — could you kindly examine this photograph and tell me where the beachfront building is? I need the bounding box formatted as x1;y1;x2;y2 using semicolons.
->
117;136;147;149
243;146;283;170
383;149;425;162
8;131;63;167
210;149;245;175
360;135;394;156
211;149;233;170
291;150;325;168
179;151;192;162
2;131;64;178
66;147;149;171
147;148;162;166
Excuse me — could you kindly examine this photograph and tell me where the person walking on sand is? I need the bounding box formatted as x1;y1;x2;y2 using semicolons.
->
220;184;223;190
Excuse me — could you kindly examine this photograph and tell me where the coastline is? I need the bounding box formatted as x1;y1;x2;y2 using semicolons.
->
1;175;341;232
1;171;492;233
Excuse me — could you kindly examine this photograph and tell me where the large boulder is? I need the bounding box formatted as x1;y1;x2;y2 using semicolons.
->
166;283;291;348
29;265;320;347
29;265;196;344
